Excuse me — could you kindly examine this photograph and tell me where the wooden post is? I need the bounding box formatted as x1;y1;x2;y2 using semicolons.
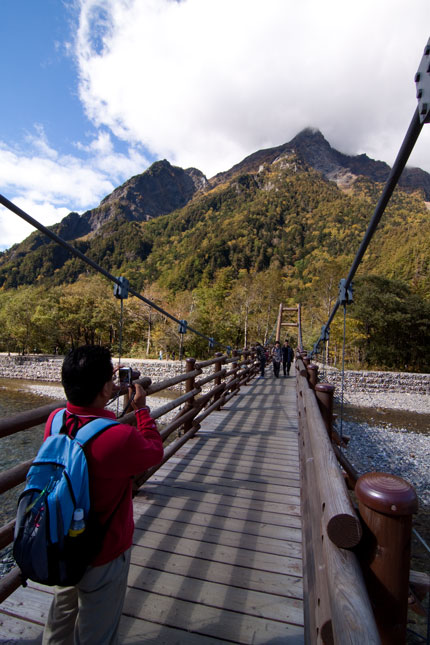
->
213;352;224;403
315;383;335;440
232;350;239;391
355;472;418;644
301;353;311;367
297;302;303;350
182;357;197;434
276;303;283;342
306;363;319;389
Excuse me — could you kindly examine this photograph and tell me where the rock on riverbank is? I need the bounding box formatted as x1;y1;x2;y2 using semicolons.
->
0;354;186;386
339;417;430;508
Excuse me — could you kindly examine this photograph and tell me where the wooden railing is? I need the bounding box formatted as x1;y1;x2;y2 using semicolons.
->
296;352;427;645
0;350;259;603
296;354;380;644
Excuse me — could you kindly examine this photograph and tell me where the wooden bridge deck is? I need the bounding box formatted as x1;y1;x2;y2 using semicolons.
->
0;374;304;644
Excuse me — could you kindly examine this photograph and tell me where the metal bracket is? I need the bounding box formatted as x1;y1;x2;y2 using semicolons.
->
339;278;353;305
311;339;320;357
415;38;430;124
321;324;330;342
178;319;188;334
113;276;129;299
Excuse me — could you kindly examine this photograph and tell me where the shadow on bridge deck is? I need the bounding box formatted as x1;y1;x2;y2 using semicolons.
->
0;374;304;644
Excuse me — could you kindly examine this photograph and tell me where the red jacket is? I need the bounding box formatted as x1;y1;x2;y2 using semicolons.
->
44;403;163;566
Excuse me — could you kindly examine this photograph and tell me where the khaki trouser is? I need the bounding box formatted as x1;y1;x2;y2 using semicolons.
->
42;548;131;645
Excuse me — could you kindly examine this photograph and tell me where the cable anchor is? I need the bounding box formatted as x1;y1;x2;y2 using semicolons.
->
113;276;129;300
415;37;430;124
178;320;188;334
338;278;353;306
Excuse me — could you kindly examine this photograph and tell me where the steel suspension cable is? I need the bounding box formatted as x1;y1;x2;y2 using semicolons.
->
0;194;225;349
312;106;424;355
339;303;347;447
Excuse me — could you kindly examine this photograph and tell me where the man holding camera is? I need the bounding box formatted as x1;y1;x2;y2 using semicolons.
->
42;345;163;645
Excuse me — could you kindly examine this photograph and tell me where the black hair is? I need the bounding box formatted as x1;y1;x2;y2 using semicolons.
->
61;345;113;406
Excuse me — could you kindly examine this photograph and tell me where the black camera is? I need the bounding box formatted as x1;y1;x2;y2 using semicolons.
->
118;367;133;386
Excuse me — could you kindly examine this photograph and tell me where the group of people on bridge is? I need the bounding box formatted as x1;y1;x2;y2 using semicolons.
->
254;339;294;378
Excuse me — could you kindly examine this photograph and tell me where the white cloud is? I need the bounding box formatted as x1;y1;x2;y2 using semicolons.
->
2;0;430;252
0;200;70;251
0;127;149;249
75;0;430;176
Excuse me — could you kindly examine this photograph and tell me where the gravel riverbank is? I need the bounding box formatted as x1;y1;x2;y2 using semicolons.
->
340;390;430;414
334;390;429;508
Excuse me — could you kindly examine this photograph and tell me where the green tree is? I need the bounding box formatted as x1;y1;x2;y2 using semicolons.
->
350;275;430;371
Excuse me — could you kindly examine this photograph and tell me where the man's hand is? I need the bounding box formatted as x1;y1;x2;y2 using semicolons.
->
130;383;147;410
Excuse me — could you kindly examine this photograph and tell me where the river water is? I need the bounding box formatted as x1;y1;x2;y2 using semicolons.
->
0;378;59;529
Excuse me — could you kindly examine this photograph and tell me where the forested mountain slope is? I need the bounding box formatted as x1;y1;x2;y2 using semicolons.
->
0;129;429;297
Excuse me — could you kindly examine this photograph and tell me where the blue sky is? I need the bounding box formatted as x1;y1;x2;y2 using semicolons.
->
1;0;430;251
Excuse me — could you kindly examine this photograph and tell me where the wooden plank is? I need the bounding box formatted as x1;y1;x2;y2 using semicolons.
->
160;443;301;465
172;449;301;470
133;531;303;576
134;501;302;541
174;434;300;453
119;614;233;644
135;489;303;525
123;587;304;644
197;420;298;431
139;483;302;518
170;450;301;473
161;441;301;462
130;545;303;598
0;613;44;643
155;458;301;486
133;515;303;557
149;470;301;498
144;474;301;505
0;586;50;625
180;436;300;457
196;420;299;431
127;564;304;624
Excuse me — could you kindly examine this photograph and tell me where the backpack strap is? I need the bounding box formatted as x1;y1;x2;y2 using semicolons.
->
50;409;67;435
48;408;119;445
75;417;119;446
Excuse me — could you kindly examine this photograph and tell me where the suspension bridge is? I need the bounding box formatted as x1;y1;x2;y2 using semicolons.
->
0;37;430;645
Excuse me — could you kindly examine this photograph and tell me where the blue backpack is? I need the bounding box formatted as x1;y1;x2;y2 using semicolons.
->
13;409;118;586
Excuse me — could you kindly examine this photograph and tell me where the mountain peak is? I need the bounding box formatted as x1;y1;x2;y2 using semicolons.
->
290;127;328;144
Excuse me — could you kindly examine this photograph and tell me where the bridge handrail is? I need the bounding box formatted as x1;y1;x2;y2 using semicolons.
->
0;350;259;603
297;360;362;549
296;355;381;643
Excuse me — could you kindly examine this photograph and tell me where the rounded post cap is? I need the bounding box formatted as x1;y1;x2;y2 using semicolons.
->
356;472;418;516
315;382;335;393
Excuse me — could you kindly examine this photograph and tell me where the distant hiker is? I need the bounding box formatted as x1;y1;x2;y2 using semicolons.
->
282;339;294;376
41;345;163;645
272;341;282;377
255;342;266;377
